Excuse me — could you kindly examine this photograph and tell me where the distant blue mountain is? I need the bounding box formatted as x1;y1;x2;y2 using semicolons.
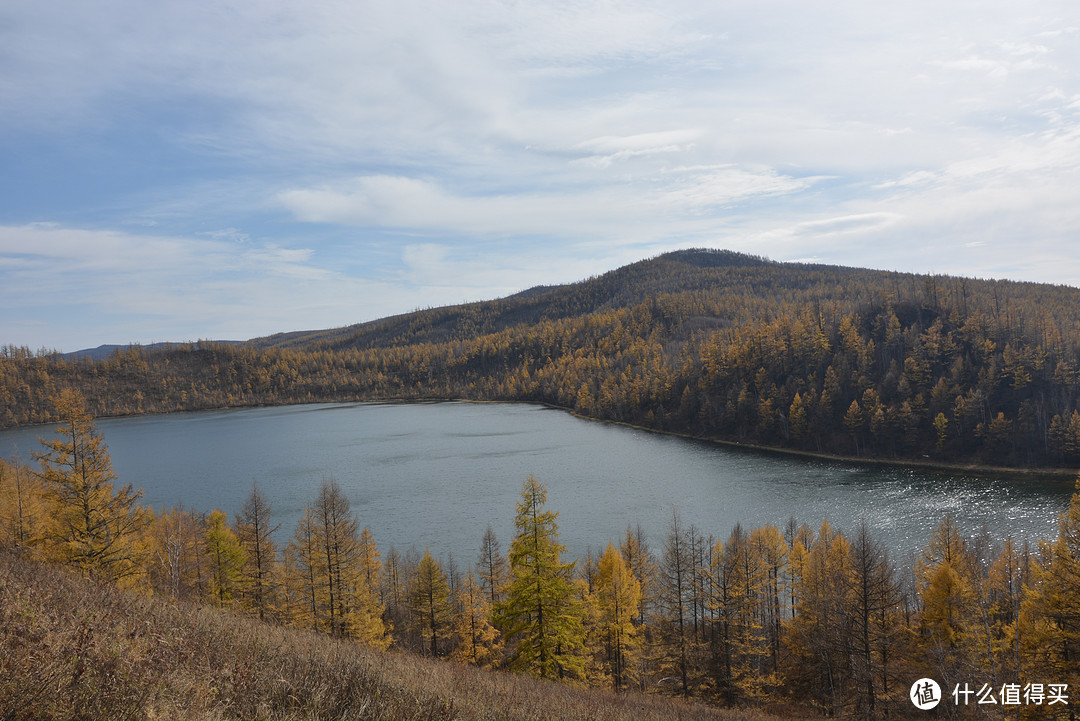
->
63;341;241;361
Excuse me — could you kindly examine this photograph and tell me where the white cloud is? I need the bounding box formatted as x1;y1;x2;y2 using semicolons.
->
0;223;631;350
5;2;1076;189
398;243;577;296
573;129;699;167
791;213;903;238
4;0;1080;347
278;163;819;240
658;166;821;210
0;224;364;349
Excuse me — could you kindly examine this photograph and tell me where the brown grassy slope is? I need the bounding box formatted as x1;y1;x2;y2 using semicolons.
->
0;552;789;721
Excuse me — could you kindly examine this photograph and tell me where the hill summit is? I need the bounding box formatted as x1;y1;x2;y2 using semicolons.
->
4;248;1080;470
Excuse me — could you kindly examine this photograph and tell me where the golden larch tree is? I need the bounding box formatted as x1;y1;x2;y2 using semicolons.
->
450;572;503;667
234;481;279;620
410;549;452;657
205;508;244;605
33;389;148;584
496;475;587;681
1021;477;1080;701
591;543;642;691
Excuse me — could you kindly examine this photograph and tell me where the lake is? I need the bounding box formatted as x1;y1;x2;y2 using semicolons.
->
1;401;1074;567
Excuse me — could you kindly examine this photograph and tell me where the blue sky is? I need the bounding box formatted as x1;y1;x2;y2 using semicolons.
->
2;0;1079;352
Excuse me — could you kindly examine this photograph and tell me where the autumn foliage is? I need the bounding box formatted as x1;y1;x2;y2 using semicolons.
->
5;249;1080;469
4;397;1080;718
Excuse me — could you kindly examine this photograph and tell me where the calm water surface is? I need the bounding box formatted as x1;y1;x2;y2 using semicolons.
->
1;402;1073;565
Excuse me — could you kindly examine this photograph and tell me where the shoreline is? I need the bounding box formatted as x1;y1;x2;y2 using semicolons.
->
5;396;1078;485
447;397;1080;485
580;411;1080;485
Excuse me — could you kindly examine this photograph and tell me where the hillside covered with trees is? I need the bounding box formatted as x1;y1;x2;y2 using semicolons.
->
5;248;1080;469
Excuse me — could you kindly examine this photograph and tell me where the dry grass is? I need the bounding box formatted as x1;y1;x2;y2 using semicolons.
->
0;551;794;721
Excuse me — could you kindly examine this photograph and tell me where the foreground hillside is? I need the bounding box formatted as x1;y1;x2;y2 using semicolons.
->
0;551;782;721
5;248;1080;469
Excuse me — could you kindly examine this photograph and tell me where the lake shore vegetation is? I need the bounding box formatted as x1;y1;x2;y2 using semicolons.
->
3;396;1080;719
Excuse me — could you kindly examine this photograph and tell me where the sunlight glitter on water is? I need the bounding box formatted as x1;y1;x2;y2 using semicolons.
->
1;402;1072;565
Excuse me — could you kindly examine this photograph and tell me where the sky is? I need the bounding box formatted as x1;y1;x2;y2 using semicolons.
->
2;1;1079;352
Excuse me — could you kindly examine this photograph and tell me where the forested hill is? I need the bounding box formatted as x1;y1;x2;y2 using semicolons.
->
5;248;1080;470
250;249;774;352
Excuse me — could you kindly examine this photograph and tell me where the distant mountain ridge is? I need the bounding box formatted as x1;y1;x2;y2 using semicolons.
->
249;249;782;352
64;250;805;355
7;247;1080;470
69;250;768;356
64;341;242;361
